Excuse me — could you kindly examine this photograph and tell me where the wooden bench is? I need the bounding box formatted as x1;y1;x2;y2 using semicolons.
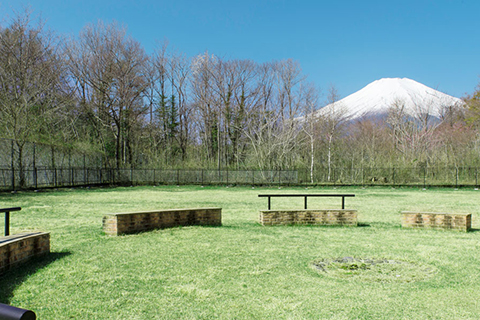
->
402;211;472;232
103;208;222;236
258;194;357;226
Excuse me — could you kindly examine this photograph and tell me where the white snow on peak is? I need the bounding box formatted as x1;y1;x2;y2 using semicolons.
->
313;78;464;121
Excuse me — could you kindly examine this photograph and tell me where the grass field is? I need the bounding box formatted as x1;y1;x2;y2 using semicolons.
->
1;185;480;319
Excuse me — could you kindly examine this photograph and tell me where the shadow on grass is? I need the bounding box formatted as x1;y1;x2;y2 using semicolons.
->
0;251;71;304
468;228;480;233
357;223;371;227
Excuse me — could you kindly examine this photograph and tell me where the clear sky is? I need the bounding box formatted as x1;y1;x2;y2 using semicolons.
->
1;0;479;103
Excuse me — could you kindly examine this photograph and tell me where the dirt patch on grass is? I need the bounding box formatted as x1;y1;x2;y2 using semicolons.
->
311;257;437;283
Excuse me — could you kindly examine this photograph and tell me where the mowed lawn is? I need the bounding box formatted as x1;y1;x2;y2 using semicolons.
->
1;186;480;319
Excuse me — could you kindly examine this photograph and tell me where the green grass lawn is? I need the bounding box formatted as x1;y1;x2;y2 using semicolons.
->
1;186;480;319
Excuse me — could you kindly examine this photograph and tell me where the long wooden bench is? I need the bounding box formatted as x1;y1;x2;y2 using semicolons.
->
258;194;357;226
402;211;471;232
0;232;50;275
103;208;222;236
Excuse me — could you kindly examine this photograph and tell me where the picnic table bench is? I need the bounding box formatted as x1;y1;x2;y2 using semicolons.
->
258;194;355;210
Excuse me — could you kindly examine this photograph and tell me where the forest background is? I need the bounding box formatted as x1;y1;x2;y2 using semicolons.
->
1;11;480;186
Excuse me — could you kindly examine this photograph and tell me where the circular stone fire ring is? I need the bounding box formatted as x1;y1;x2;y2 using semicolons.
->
311;257;437;283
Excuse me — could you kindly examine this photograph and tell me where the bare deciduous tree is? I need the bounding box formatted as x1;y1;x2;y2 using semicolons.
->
0;11;69;185
66;21;149;168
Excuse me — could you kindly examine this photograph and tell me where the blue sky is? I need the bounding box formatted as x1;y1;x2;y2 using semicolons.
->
1;0;479;103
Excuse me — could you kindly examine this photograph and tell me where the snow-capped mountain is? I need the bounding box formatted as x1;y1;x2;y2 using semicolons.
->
313;78;464;121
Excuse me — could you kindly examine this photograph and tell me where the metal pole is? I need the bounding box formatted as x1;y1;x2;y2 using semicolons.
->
0;303;36;320
83;154;86;186
69;151;72;186
304;196;307;209
33;143;37;189
11;140;15;191
333;168;336;187
455;167;458;188
392;167;395;188
423;167;426;189
34;167;37;189
361;167;364;187
476;167;478;188
5;211;9;236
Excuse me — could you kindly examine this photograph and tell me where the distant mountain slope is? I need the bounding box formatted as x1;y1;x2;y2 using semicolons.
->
313;78;464;121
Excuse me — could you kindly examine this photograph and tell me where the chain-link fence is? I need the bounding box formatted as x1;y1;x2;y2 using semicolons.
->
1;139;479;190
310;166;479;188
0;166;479;191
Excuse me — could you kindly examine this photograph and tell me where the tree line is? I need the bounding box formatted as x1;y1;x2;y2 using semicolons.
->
1;11;480;182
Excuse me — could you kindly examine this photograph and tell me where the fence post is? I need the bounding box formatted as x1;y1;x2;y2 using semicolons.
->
455;167;458;188
33;142;37;189
11;140;15;191
333;168;336;187
476;167;478;188
83;154;86;186
71;167;75;186
361;167;364;187
130;167;134;186
423;167;426;189
392;167;395;188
